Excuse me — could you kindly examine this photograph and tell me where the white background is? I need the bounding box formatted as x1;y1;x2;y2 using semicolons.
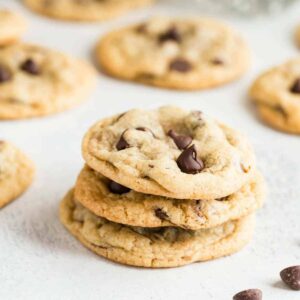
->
1;0;300;299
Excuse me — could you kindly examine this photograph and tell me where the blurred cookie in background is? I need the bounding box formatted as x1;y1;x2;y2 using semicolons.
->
0;43;96;120
0;10;28;46
23;0;153;22
0;141;35;208
250;58;300;134
96;17;251;90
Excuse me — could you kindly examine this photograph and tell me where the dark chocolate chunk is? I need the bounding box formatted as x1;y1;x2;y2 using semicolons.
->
0;66;12;83
168;129;192;150
154;208;169;220
116;130;130;150
158;27;181;43
290;78;300;94
108;180;130;194
233;289;262;300
176;144;204;174
169;58;192;72
280;265;300;290
20;59;40;75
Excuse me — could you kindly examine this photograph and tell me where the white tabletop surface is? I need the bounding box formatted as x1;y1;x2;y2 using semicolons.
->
1;1;300;299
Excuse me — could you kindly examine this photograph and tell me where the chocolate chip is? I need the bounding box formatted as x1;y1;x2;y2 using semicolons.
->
0;66;12;83
116;130;129;150
168;129;192;150
211;58;224;65
108;180;130;194
290;78;300;94
169;58;192;73
280;265;300;290
233;289;262;300
154;208;169;220
20;59;40;75
176;144;204;174
158;27;181;43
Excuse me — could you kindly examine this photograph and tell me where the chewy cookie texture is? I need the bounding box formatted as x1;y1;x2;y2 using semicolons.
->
97;17;250;90
74;165;265;230
60;189;255;268
0;10;27;46
0;43;96;119
23;0;153;22
60;106;265;268
250;58;300;134
0;141;34;208
82;106;256;200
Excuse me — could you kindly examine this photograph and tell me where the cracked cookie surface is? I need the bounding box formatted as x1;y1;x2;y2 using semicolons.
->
0;10;27;46
82;106;256;200
23;0;153;22
0;141;35;208
75;165;265;230
250;59;300;134
0;43;96;119
60;189;255;268
97;17;250;90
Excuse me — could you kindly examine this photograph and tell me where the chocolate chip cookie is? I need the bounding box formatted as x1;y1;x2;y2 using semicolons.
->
0;141;35;208
0;43;96;119
23;0;153;22
60;189;255;268
74;165;265;230
96;17;250;90
250;59;300;134
0;10;27;46
82;106;256;200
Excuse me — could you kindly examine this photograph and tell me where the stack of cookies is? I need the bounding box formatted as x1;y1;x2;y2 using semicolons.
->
60;106;265;268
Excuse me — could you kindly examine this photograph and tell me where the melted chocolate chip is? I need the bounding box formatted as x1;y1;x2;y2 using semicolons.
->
158;27;181;43
280;265;300;290
169;58;192;72
0;66;12;83
176;145;204;174
116;130;130;150
108;180;130;194
233;289;262;300
154;208;169;220
290;78;300;93
168;129;192;150
20;59;40;75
